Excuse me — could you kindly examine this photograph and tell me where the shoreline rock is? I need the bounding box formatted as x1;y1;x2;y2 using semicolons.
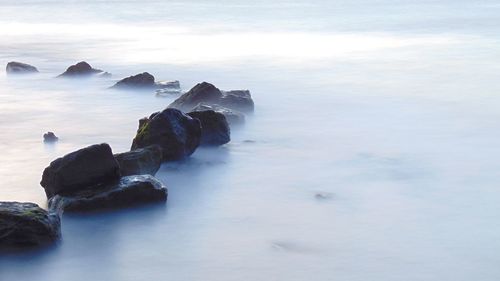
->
192;103;245;125
6;62;39;74
58;61;103;77
114;145;162;176
187;110;230;146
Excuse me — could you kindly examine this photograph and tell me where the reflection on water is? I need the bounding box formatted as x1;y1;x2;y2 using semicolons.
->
1;0;500;280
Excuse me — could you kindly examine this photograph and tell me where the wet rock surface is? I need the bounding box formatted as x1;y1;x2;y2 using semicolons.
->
0;202;60;248
187;110;230;146
48;175;168;213
114;145;162;176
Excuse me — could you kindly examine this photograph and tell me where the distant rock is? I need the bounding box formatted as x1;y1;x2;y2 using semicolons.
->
111;72;155;89
40;143;121;198
43;132;58;143
99;72;112;78
192;103;245;125
168;82;254;113
188;110;230;146
58;61;103;77
114;145;162;176
155;80;181;96
48;175;167;212
6;62;39;74
0;202;60;248
131;108;201;161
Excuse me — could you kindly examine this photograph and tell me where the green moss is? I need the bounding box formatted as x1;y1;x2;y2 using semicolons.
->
136;123;151;140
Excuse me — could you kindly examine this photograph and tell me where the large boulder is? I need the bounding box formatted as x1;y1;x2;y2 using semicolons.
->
6;62;38;74
40;143;121;198
114;145;162;176
48;175;167;212
168;82;254;113
187;110;230;146
111;72;155;89
58;61;103;77
192;103;245;125
131;108;201;161
0;202;60;248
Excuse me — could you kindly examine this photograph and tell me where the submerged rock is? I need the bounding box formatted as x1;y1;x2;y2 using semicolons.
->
40;143;121;198
131;108;201;161
187;110;230;146
168;82;254;113
48;175;167;212
192;103;245;125
6;62;39;74
155;80;181;96
114;145;162;176
43;132;59;143
0;202;60;248
58;61;103;77
111;72;155;89
99;72;112;78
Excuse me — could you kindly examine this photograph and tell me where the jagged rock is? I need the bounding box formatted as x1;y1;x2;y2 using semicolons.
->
131;108;201;161
43;132;58;143
0;202;60;248
40;143;120;198
58;61;103;77
187;110;230;146
48;175;167;212
168;82;254;113
192;103;245;125
6;62;38;74
114;145;162;176
111;72;155;89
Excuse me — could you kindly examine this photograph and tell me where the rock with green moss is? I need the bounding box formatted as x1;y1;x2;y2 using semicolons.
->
131;108;201;161
187;110;230;146
0;202;60;248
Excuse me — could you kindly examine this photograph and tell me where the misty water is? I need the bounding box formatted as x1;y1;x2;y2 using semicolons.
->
1;0;500;280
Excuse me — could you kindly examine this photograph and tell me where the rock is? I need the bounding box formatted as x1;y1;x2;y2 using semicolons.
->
114;145;162;176
99;72;112;78
6;62;39;74
168;82;254;113
131;109;201;161
40;143;121;198
58;61;103;77
155;80;181;96
111;72;155;89
0;202;60;248
192;103;245;125
187;110;230;146
48;175;167;212
43;132;58;143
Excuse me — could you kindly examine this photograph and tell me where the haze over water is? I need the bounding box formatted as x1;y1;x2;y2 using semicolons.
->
1;0;500;280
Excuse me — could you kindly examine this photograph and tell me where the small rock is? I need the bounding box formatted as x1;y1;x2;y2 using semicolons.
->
48;175;168;213
40;143;121;198
220;90;254;113
99;72;112;78
111;72;155;89
43;132;58;143
6;62;39;74
114;145;162;176
187;110;230;146
0;202;60;248
58;61;103;77
131;108;201;161
315;192;333;200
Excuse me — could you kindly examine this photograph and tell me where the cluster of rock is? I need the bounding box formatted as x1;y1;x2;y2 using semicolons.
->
1;61;255;250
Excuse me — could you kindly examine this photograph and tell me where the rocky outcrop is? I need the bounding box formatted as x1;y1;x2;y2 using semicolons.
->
114;145;162;176
111;72;155;89
43;132;58;143
6;62;39;74
187;110;230;146
192;103;245;125
168;82;254;113
40;143;121;198
48;175;167;212
0;202;60;248
131;108;201;161
58;61;103;77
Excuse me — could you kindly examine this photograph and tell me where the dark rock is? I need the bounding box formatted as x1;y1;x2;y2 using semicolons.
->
40;143;120;198
43;132;58;143
111;72;155;89
58;61;103;77
168;82;254;113
114;145;162;176
6;62;38;74
131;109;201;161
0;202;60;248
187;110;230;146
48;175;167;212
192;103;245;125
